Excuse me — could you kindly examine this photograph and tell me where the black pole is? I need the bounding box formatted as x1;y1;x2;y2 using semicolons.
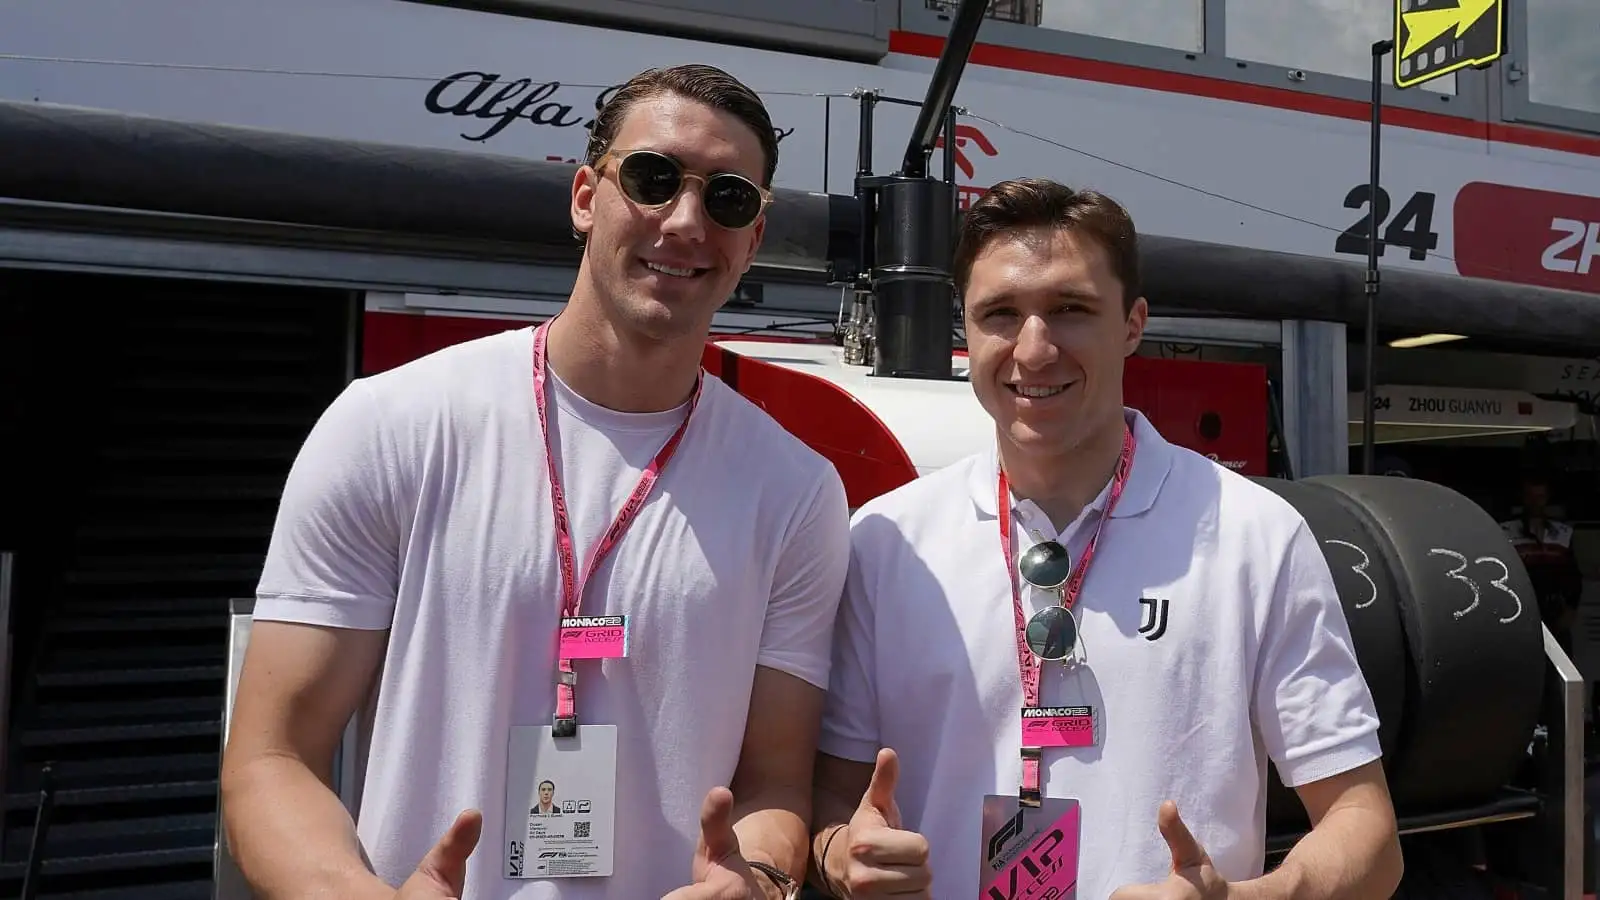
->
943;105;959;217
900;0;990;178
855;90;879;284
1362;39;1393;477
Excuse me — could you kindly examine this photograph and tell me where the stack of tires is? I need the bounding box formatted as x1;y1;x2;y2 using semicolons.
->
1256;475;1547;832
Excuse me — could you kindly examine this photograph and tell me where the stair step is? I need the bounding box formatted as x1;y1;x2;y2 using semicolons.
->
54;597;230;616
75;513;272;540
93;475;283;502
117;374;328;396
2;812;214;864
33;696;221;725
19;721;219;748
9;754;219;793
0;845;214;879
45;615;226;635
45;614;226;634
36;666;225;689
64;567;260;587
0;878;215;899
98;438;304;462
4;780;217;811
47;645;225;669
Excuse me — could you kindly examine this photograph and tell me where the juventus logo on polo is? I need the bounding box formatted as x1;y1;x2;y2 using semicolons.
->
1138;596;1169;641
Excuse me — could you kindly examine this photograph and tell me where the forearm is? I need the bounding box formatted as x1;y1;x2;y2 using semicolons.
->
1233;805;1403;900
733;783;812;900
222;753;391;900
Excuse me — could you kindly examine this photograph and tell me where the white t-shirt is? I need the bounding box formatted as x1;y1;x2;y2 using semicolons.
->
820;409;1382;899
253;325;851;899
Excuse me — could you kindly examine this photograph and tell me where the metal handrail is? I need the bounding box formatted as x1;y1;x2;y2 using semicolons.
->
214;598;363;900
0;550;15;859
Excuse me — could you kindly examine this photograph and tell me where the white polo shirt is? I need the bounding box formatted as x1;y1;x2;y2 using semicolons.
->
253;326;851;899
820;409;1382;898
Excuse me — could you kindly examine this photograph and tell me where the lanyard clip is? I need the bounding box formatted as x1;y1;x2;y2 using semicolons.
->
553;668;578;738
1019;746;1042;808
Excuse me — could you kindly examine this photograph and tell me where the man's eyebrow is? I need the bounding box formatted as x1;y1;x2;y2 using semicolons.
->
968;287;1101;311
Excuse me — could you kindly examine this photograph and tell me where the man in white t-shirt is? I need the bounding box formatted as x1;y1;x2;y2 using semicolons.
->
806;178;1403;900
221;64;850;900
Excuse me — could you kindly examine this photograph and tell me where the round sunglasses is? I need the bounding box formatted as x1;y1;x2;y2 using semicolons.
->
1018;538;1078;662
596;149;772;231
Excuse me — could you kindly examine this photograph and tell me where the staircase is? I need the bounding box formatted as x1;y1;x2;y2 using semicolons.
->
0;274;353;898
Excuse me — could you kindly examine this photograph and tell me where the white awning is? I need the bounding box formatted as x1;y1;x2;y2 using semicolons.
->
1347;384;1578;444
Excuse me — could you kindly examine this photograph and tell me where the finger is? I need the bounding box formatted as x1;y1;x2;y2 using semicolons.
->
416;809;483;893
697;786;742;864
842;862;934;897
1157;800;1207;872
861;747;902;828
849;827;930;869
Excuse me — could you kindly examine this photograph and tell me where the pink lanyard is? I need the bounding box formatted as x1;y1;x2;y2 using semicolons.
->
997;424;1136;800
532;319;701;737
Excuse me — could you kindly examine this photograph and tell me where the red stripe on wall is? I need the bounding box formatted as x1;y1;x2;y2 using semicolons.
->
889;31;1600;159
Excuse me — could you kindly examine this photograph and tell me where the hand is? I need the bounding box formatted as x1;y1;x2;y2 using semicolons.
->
830;748;932;898
1108;801;1228;900
661;786;765;900
396;809;483;899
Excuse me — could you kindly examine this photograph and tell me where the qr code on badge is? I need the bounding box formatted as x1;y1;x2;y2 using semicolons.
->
573;820;591;839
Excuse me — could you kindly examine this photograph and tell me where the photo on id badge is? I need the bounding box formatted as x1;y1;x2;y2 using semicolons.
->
979;796;1081;900
503;724;618;879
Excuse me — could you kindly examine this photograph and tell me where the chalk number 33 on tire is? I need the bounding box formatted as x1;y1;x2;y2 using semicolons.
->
1428;549;1523;624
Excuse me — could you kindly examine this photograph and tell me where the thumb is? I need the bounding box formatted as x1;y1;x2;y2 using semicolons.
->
697;786;742;864
859;747;902;830
415;809;483;895
1156;801;1206;872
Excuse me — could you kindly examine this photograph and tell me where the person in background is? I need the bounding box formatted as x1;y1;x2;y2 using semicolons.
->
1501;472;1584;654
807;178;1403;900
221;63;850;900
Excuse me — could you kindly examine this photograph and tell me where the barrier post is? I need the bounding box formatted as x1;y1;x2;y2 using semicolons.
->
1541;623;1586;900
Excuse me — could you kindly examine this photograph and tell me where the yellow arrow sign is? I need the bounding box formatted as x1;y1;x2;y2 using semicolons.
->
1401;0;1497;58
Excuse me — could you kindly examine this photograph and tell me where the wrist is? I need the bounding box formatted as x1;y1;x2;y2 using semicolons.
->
818;824;851;898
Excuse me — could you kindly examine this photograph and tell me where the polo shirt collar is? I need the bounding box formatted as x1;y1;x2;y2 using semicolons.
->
970;407;1174;521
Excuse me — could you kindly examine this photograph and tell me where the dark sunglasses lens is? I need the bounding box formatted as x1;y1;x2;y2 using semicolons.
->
616;152;684;206
703;175;764;229
1019;541;1071;589
1025;605;1077;661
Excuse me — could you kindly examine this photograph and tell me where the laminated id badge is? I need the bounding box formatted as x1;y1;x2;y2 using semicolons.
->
503;724;617;878
978;795;1081;899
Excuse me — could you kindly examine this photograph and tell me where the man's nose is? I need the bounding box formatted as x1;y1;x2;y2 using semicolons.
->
1012;315;1058;368
660;181;709;243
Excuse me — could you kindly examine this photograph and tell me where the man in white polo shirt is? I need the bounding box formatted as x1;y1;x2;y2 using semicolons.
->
807;178;1403;900
221;64;848;900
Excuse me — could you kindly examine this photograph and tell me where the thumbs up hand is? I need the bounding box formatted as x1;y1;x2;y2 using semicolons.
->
661;787;765;900
396;809;483;900
829;748;932;899
1107;801;1228;900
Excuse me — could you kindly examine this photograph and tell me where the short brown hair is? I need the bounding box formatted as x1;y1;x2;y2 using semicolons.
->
953;178;1141;310
585;64;779;188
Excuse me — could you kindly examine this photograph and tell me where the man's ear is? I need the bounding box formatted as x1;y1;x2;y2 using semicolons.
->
1124;296;1149;356
572;163;600;237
